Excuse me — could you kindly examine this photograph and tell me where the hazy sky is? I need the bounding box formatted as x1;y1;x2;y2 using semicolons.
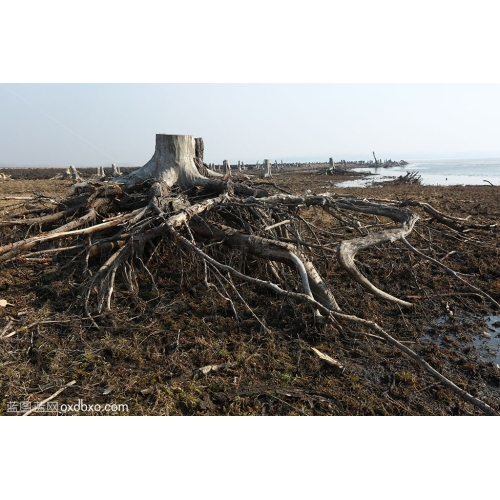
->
1;83;500;167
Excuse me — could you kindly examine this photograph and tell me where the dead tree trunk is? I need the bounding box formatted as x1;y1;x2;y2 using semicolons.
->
111;164;122;176
117;135;228;191
194;137;208;176
328;157;336;174
261;159;272;178
195;137;204;164
69;165;83;182
194;139;222;179
222;160;231;176
120;135;209;189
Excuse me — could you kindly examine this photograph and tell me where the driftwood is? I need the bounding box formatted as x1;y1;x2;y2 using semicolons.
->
311;347;344;369
396;171;422;184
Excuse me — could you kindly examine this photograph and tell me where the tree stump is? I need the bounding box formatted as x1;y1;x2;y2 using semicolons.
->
261;159;272;178
112;163;122;176
68;165;83;182
123;134;206;189
223;160;231;176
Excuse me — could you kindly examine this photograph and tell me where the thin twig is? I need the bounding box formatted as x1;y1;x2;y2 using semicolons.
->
402;237;500;309
23;380;77;416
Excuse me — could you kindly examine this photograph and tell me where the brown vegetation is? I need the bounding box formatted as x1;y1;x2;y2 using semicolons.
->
1;163;499;416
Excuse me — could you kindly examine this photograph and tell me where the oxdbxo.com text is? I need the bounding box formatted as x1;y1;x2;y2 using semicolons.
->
59;399;129;414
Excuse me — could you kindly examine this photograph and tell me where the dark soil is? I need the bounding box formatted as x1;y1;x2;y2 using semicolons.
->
0;167;138;180
1;167;499;416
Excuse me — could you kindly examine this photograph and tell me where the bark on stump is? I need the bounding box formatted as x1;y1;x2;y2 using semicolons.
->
194;137;209;176
123;134;206;189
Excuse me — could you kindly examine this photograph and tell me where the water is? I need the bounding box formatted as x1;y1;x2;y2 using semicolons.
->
475;315;500;366
422;314;500;366
337;157;500;187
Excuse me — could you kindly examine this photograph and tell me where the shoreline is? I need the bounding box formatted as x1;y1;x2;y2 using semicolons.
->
1;165;499;188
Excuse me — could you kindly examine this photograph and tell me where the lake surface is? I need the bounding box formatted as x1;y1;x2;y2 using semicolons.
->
337;157;500;187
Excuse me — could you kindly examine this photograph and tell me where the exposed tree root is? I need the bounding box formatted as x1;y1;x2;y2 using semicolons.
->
1;135;499;415
166;224;498;415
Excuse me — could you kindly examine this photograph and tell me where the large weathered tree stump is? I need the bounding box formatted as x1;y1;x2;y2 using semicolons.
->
122;134;203;188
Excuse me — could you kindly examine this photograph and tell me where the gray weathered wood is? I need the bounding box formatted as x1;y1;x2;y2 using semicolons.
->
261;159;272;178
223;159;231;176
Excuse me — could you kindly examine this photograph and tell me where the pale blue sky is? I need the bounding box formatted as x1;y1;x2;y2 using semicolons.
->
1;83;500;167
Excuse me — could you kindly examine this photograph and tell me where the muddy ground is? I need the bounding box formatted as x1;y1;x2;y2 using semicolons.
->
0;166;137;180
1;166;499;415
